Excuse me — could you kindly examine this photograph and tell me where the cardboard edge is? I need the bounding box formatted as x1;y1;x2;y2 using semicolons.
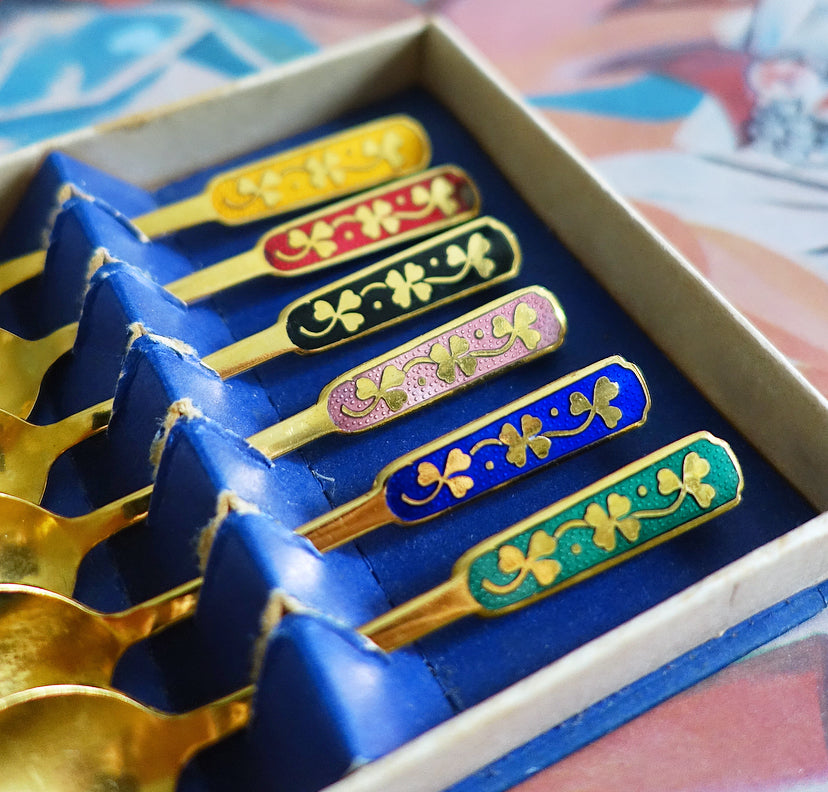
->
329;508;828;792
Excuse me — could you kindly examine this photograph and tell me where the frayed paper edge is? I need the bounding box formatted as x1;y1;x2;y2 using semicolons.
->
196;490;260;573
251;589;313;683
149;397;204;476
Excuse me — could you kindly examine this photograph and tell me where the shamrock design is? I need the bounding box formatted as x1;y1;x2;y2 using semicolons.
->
569;376;623;429
362;130;404;168
354;199;400;239
499;414;552;468
385;262;433;309
657;452;716;508
353;365;408;412
286;221;337;259
491;530;561;592
492;302;541;350
235;170;282;207
413;448;474;500
584;493;641;551
311;289;364;334
306;151;346;189
411;175;459;216
446;232;495;278
429;335;478;383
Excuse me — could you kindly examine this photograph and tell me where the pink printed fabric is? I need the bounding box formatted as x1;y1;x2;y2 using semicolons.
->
326;291;563;432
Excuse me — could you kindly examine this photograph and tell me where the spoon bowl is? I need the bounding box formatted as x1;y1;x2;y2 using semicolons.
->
0;581;200;697
0;323;78;419
0;487;151;595
0;683;251;792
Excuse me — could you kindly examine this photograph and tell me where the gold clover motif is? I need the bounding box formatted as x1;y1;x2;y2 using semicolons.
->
411;175;459;216
287;221;337;258
584;493;640;551
306;151;346;189
446;232;495;278
353;199;400;239
492;302;541;349
429;335;478;383
657;451;716;508
570;376;623;429
311;289;364;333
354;365;408;412
415;448;474;499
495;530;561;589
499;414;552;468
362;130;404;168
235;170;282;207
385;262;432;309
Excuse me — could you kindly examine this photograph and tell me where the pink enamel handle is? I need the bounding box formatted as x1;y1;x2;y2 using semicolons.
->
325;287;567;433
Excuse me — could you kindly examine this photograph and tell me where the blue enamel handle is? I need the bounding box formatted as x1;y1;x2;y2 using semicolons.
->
383;356;650;523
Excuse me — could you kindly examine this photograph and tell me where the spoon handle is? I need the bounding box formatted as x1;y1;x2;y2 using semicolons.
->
362;431;744;652
174;683;256;751
3;321;79;419
202;217;521;379
36;398;114;457
0;115;430;295
0;250;45;294
68;484;154;558
106;577;203;646
133;115;431;237
247;286;567;458
164;166;479;303
299;356;650;551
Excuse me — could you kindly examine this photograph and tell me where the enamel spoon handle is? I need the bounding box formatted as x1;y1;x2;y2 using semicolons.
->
165;165;479;302
362;431;744;651
0;219;520;505
0;115;430;292
202;215;521;377
299;355;650;550
248;286;567;458
0;167;478;421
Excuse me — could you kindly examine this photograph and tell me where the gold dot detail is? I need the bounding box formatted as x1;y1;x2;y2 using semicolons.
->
550;407;559;417
373;301;382;310
344;230;354;240
418;377;427;386
571;544;582;555
485;461;494;471
430;257;439;267
638;485;648;497
475;329;485;339
396;195;406;205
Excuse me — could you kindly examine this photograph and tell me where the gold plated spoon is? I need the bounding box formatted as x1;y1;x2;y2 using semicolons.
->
0;115;430;295
0;356;647;694
0;433;743;792
1;165;479;418
0;218;522;504
0;286;566;593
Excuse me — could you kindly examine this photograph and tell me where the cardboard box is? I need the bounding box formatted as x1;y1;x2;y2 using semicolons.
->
0;16;826;792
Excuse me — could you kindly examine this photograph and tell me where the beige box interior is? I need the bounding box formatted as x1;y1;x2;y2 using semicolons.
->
1;17;826;792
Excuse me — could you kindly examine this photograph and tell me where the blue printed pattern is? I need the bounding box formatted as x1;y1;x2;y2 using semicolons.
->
385;359;649;523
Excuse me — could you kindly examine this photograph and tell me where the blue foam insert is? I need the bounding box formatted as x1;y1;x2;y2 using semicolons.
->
253;612;453;792
0;151;156;260
37;196;194;336
18;88;820;790
0;152;158;335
